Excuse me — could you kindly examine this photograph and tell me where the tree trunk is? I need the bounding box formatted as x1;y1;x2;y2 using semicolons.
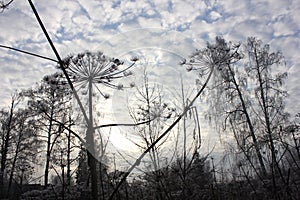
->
227;64;267;175
44;107;54;188
7;133;22;197
254;50;283;196
0;100;15;189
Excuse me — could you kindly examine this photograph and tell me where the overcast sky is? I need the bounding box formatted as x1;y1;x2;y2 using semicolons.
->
0;0;299;169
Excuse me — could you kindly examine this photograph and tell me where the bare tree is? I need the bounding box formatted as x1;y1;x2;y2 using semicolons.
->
0;93;21;194
6;108;41;197
244;37;289;195
171;79;203;199
185;36;267;176
22;72;72;188
127;69;176;199
184;36;293;199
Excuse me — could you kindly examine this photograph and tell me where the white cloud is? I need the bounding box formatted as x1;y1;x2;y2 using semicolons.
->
137;16;162;28
286;63;300;115
209;11;222;21
272;14;298;37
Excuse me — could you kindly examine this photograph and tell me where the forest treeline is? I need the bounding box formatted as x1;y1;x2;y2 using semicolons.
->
0;35;299;200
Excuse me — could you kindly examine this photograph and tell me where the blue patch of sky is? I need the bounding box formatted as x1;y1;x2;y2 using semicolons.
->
12;38;44;53
76;2;91;20
199;32;210;42
195;9;218;24
13;38;34;48
112;0;121;9
167;0;173;12
55;26;66;43
195;1;228;23
176;23;191;32
101;23;121;31
144;0;162;19
56;26;65;36
118;11;139;22
54;26;85;43
139;8;160;18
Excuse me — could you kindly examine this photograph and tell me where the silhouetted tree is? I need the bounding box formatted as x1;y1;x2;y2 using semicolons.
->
244;37;289;197
184;36;267;176
0;93;21;197
183;36;294;199
6;108;41;197
127;69;176;199
22;72;72;188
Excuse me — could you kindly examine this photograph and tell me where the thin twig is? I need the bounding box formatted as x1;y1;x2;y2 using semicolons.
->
93;119;153;130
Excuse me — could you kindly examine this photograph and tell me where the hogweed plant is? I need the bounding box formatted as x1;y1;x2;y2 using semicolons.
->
61;51;139;199
59;51;139;156
180;37;242;81
62;51;138;99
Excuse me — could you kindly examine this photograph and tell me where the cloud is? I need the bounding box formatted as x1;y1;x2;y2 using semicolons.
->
0;0;299;168
0;0;299;104
209;10;222;21
272;14;298;37
286;63;300;114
